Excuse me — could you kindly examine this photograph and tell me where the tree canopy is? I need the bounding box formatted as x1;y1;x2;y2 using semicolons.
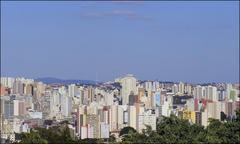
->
119;126;137;137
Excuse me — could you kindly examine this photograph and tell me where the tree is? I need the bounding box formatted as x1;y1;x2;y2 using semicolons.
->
35;123;75;144
18;130;48;144
220;111;227;121
235;109;240;122
109;134;116;143
119;126;137;137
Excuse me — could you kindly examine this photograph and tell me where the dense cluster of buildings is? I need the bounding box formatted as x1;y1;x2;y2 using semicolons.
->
0;74;239;142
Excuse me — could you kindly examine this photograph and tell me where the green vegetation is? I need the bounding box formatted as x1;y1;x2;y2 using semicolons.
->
121;110;240;144
12;109;240;144
119;126;137;136
17;130;48;144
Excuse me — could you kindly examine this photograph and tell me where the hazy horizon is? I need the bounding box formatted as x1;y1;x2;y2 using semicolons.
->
1;75;239;84
1;1;239;83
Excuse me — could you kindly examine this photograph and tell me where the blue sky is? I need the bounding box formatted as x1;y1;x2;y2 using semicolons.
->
1;1;239;83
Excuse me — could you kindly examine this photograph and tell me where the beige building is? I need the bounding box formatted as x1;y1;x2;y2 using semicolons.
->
128;106;137;129
120;74;137;105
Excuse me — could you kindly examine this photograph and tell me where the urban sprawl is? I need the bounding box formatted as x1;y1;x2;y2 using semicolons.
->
0;74;239;142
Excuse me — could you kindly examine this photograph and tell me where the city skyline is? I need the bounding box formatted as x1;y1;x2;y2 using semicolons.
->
1;1;239;83
1;74;239;142
0;75;239;85
1;1;239;143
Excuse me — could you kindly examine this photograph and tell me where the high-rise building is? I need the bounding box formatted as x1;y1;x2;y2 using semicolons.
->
100;122;110;138
155;91;161;107
172;84;178;94
178;82;185;95
86;115;100;138
2;99;14;119
61;94;72;117
24;84;34;96
193;85;202;100
137;112;156;132
0;77;15;88
207;86;218;101
13;100;26;116
120;74;137;105
50;90;61;117
80;126;88;139
13;100;20;116
138;88;145;103
0;85;7;96
68;84;77;97
129;92;138;106
162;100;171;117
19;101;26;116
152;81;160;92
36;82;46;96
88;87;95;103
128;106;137;129
185;84;192;95
201;111;208;127
226;83;233;100
13;118;21;133
145;81;152;92
226;101;234;117
103;108;109;124
229;89;237;101
218;90;226;101
110;105;118;131
186;99;194;111
77;113;87;135
87;124;94;138
13;80;24;95
117;105;126;130
182;109;195;123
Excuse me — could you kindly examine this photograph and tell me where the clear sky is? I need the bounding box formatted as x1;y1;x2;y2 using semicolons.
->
1;1;239;83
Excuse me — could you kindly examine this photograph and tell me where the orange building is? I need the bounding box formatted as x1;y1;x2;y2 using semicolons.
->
0;85;7;96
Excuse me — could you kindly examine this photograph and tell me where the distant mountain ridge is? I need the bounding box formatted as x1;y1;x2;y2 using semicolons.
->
35;77;97;85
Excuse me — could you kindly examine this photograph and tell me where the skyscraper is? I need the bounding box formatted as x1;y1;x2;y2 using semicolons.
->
128;105;137;129
12;80;24;95
100;122;109;138
120;74;137;105
68;84;77;97
207;86;218;101
178;82;185;95
86;115;100;138
155;91;161;107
